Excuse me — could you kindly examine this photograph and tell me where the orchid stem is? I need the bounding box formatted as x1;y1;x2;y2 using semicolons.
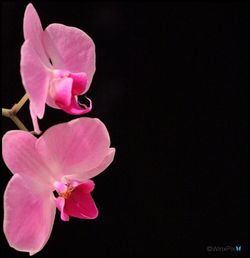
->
2;108;11;118
2;94;29;131
11;93;29;114
2;108;29;131
10;114;29;131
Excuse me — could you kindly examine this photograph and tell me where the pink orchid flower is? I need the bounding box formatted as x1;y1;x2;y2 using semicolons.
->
2;117;115;255
21;3;96;133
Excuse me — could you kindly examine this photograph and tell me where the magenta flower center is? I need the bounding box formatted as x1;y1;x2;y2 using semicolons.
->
48;69;88;109
54;181;78;200
53;180;98;222
54;69;88;95
58;184;74;199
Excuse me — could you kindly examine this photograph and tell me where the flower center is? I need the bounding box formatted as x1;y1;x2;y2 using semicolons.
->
59;184;74;199
52;69;88;95
54;181;77;200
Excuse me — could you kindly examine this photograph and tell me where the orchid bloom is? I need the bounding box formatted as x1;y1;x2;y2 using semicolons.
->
2;117;115;255
21;3;96;133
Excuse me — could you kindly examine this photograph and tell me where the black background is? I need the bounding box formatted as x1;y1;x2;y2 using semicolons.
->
0;1;248;256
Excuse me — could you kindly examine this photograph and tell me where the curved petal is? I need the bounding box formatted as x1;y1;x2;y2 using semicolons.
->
43;23;95;91
70;72;88;95
61;95;92;115
79;180;95;193
36;118;113;181
30;102;41;134
68;148;116;182
20;40;51;119
4;174;56;255
55;197;69;222
64;181;98;219
2;130;53;186
23;3;50;67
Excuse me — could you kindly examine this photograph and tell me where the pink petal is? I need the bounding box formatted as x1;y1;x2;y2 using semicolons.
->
70;72;88;95
23;3;50;67
20;40;51;119
2;130;53;186
79;180;95;193
68;148;116;182
55;197;69;221
4;174;56;255
36;118;114;181
48;77;73;108
61;95;92;115
64;181;98;219
29;102;41;134
43;24;95;91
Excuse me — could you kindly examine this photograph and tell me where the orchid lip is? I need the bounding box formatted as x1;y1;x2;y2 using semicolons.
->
48;69;90;112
